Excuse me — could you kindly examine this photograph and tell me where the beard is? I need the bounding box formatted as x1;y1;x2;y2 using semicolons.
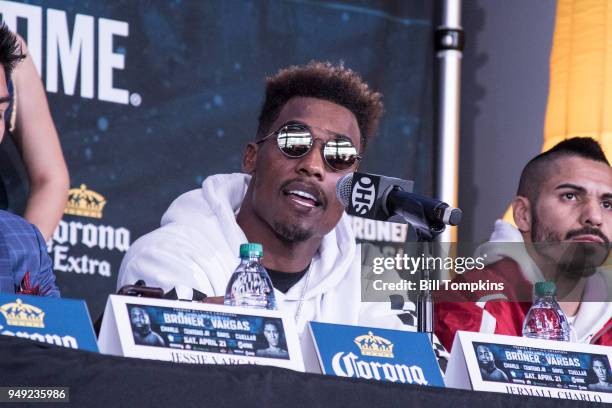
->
531;211;610;280
480;360;493;368
133;323;150;335
272;221;313;243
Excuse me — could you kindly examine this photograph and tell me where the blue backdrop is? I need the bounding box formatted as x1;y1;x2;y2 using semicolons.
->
0;0;434;318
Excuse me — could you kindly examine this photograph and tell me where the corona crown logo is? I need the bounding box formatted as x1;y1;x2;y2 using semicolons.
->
354;331;394;358
64;184;107;218
0;299;45;328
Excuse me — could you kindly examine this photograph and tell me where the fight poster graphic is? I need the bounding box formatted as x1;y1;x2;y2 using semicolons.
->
472;342;612;393
446;331;612;404
98;295;303;371
126;303;289;360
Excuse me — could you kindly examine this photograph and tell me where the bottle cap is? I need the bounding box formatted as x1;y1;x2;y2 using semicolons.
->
534;281;556;297
240;243;263;258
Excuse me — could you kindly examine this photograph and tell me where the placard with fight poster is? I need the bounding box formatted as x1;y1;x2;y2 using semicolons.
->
446;331;612;404
98;295;304;371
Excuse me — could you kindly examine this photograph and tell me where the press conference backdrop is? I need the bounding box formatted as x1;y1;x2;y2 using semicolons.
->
0;0;434;318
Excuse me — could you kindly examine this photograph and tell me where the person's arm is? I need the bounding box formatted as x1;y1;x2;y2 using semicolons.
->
32;223;60;297
10;34;69;241
117;225;218;297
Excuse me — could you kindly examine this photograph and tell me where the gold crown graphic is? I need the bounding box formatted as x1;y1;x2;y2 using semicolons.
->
354;331;395;358
0;299;45;328
64;184;107;219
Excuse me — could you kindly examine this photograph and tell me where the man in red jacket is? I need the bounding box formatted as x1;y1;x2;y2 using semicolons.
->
436;137;612;350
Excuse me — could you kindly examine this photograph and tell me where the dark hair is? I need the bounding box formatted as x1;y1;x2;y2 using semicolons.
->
256;61;384;150
517;137;610;202
263;319;281;331
0;23;24;78
261;319;286;348
587;356;612;384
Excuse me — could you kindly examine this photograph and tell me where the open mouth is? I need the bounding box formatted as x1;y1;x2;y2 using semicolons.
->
284;189;322;208
280;179;326;210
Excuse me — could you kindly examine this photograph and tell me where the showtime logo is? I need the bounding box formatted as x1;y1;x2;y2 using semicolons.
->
0;0;140;105
351;176;375;215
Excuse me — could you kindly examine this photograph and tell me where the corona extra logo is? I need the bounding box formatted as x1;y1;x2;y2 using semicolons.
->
0;299;45;328
51;183;131;278
64;184;107;219
354;331;394;358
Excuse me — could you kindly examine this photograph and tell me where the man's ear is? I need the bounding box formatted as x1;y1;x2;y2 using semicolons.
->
512;196;532;233
242;143;257;174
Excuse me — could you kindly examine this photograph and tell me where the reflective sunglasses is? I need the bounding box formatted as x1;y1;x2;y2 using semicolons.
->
256;122;362;171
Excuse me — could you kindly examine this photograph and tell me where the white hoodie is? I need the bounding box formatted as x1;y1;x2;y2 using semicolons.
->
118;173;407;338
475;220;612;344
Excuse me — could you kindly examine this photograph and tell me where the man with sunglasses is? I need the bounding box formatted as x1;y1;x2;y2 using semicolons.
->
119;62;409;338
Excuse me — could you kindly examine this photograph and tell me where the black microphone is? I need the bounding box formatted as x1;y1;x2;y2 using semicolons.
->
336;172;462;232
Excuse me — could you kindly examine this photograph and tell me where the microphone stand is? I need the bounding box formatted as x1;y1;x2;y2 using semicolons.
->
391;208;444;346
416;240;435;345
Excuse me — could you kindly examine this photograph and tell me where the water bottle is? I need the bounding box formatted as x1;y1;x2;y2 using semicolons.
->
522;281;571;341
224;243;277;310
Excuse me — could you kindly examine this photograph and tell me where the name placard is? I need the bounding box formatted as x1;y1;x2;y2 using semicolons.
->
307;321;444;387
446;331;612;404
98;295;304;371
0;294;98;352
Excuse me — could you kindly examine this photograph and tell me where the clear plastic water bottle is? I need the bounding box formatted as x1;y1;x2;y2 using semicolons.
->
224;243;277;310
522;281;570;341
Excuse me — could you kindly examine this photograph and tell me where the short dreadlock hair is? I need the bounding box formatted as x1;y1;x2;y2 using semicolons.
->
256;61;384;150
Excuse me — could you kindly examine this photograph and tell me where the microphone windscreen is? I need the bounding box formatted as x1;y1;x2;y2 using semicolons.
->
335;173;353;208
